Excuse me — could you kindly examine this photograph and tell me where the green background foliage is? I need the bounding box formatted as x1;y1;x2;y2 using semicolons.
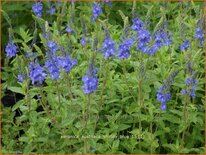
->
1;1;205;154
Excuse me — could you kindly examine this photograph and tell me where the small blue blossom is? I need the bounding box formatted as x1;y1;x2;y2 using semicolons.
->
48;40;58;54
32;2;43;17
45;56;60;80
156;70;179;110
92;3;102;22
137;40;149;54
157;87;171;111
29;61;46;85
180;40;190;51
195;27;204;47
137;29;151;43
185;78;191;85
181;89;189;95
17;74;24;83
147;44;160;55
47;7;56;15
102;37;117;59
195;27;204;39
59;56;77;73
182;74;198;98
118;38;134;59
5;42;18;58
154;32;163;47
65;24;74;33
82;74;98;94
137;29;151;54
159;31;172;46
131;17;144;31
80;37;86;46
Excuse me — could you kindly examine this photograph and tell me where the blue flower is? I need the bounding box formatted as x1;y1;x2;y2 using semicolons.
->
180;40;190;51
161;31;172;46
147;44;160;55
32;2;43;17
29;61;46;85
137;29;151;43
17;74;24;83
154;32;163;47
157;87;171;111
118;38;134;59
195;27;204;39
102;38;117;59
137;29;151;53
45;56;60;80
59;56;77;73
181;89;189;95
65;24;74;33
92;3;102;22
80;37;86;46
131;17;144;31
48;40;58;54
5;42;18;58
182;74;198;98
195;27;204;47
47;7;56;15
82;74;98;94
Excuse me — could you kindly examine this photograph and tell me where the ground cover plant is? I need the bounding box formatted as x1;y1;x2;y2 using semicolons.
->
1;0;205;154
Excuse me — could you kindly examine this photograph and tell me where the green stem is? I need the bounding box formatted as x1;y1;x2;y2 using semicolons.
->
95;59;110;132
26;79;31;112
67;73;74;101
56;80;61;106
84;94;91;153
122;59;137;103
39;87;56;124
181;94;189;147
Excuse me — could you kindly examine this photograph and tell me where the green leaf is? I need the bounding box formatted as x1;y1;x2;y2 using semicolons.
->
12;99;24;111
8;86;25;95
117;124;131;131
33;44;43;56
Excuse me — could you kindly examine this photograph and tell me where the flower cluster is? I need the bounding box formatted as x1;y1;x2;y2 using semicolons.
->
45;56;61;80
92;3;102;22
5;42;18;58
181;73;198;98
48;40;58;54
195;27;204;47
180;39;190;51
102;37;117;59
157;70;179;110
137;28;151;54
82;74;98;94
118;38;134;59
32;2;43;18
59;56;77;73
29;61;46;85
148;31;172;55
132;17;172;56
82;63;98;94
131;17;144;31
157;87;171;111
